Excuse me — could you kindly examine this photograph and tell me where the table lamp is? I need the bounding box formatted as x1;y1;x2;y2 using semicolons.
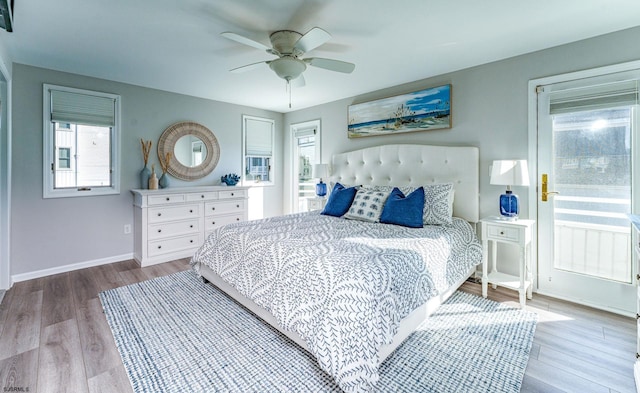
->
312;163;329;197
490;160;530;220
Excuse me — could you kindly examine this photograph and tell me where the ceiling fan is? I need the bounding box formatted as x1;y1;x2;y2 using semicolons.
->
221;27;355;88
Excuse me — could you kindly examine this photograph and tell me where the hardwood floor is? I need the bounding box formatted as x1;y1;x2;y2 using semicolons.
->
0;259;635;392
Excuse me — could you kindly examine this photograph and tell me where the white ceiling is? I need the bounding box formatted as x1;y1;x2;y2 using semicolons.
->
3;0;640;113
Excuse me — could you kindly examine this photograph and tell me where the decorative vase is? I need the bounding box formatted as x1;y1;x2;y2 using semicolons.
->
149;166;159;190
315;180;327;197
499;190;519;219
159;172;169;189
140;164;151;189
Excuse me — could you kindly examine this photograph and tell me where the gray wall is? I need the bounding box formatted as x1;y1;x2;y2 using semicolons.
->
283;26;640;276
11;64;283;276
283;26;640;220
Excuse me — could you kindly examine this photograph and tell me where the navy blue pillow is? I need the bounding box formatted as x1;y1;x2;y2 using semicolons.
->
321;183;358;217
380;187;425;228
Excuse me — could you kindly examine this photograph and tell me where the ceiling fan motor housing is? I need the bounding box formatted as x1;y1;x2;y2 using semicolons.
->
269;30;303;55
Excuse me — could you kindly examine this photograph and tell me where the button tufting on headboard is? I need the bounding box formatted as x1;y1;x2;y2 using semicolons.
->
329;144;479;222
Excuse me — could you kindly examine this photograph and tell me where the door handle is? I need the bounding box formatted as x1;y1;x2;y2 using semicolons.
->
541;174;559;202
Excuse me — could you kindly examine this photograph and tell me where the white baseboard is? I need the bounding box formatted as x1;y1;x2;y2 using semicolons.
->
11;253;134;285
535;288;634;318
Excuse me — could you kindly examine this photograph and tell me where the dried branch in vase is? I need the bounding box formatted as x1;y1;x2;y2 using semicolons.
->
160;152;172;174
140;138;152;166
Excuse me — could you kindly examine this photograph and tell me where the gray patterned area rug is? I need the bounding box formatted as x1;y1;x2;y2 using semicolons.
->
99;270;537;393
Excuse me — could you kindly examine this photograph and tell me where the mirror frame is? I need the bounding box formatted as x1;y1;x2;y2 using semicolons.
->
157;121;220;181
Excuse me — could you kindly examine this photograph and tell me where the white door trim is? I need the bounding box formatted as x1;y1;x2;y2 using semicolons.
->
0;72;10;290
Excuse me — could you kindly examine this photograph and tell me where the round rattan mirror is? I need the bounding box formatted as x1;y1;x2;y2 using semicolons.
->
157;122;220;181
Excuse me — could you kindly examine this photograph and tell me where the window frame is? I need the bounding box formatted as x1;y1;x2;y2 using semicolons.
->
42;84;121;198
242;115;275;187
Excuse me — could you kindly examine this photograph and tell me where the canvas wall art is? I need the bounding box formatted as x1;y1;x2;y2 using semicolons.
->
348;84;451;138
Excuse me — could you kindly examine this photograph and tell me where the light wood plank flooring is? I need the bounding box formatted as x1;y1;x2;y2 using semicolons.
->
0;259;635;392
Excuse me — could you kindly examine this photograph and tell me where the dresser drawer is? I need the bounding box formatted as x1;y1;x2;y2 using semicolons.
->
148;194;185;205
148;219;199;240
205;200;245;216
205;214;243;231
186;192;218;202
486;224;521;242
147;233;203;257
148;204;200;223
219;189;246;199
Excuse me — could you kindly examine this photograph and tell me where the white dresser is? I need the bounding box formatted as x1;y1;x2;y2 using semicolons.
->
131;186;249;267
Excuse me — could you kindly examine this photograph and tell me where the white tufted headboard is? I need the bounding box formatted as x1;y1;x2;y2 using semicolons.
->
329;144;480;223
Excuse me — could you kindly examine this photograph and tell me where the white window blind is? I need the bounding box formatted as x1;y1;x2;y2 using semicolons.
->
50;89;116;127
549;79;639;115
245;118;273;156
294;126;316;138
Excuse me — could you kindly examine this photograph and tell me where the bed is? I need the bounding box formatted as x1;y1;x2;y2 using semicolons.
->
191;144;482;392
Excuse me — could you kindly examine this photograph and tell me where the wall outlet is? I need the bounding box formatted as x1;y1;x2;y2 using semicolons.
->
124;224;131;234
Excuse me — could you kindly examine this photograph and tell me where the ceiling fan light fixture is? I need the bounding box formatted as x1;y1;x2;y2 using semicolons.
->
269;57;307;81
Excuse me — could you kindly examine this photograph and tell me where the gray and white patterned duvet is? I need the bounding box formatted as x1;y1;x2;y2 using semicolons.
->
191;211;482;392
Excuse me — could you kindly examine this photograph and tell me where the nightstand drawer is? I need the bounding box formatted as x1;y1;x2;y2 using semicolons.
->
486;224;521;242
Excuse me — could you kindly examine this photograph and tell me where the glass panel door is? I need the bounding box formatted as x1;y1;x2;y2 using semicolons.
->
537;86;636;314
291;120;321;213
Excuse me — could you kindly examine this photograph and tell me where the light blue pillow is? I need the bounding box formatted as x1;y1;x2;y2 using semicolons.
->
321;183;358;217
380;187;425;228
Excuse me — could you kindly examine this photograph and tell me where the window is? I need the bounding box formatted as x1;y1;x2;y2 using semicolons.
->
242;115;274;185
43;84;120;198
57;147;71;169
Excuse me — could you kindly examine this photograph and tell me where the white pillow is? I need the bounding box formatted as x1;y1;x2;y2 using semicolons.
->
343;189;390;222
423;183;454;225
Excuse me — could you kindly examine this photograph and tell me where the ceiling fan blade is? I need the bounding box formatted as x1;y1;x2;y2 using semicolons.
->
291;74;306;88
305;57;355;73
221;32;271;52
230;61;268;73
294;27;331;53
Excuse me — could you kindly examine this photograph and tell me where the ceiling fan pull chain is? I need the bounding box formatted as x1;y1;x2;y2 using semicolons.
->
287;79;292;108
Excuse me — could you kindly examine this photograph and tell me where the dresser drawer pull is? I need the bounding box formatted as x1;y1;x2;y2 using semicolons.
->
500;231;504;235
236;204;240;208
236;218;240;221
211;207;215;211
157;213;162;217
190;240;194;243
166;197;170;201
190;209;193;213
157;245;162;249
201;195;205;198
212;221;215;225
157;229;161;233
190;225;193;228
231;192;235;196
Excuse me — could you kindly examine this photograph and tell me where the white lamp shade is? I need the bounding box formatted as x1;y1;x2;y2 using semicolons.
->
312;163;329;179
490;160;530;187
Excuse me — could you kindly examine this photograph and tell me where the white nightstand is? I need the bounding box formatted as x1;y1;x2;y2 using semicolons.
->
480;216;536;309
307;197;327;212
